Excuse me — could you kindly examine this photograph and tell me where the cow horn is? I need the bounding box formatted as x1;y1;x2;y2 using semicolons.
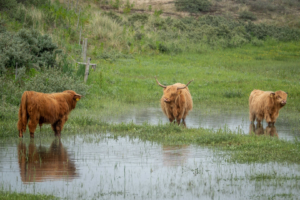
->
177;79;194;89
155;76;167;88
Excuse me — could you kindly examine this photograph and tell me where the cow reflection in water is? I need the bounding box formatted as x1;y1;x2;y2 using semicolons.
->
18;138;77;183
249;123;278;138
162;145;190;166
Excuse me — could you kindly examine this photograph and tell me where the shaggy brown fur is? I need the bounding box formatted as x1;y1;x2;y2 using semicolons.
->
249;89;287;126
17;90;82;138
156;77;193;127
18;138;77;182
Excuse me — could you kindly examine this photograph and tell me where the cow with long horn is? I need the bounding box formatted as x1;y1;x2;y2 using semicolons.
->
155;77;193;127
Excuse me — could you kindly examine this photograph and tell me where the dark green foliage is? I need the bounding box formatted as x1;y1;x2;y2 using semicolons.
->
0;31;31;72
16;0;50;7
134;31;144;41
76;64;85;78
0;67;89;106
9;6;34;27
239;11;257;21
249;1;281;12
175;0;212;13
103;11;123;24
245;22;300;41
0;29;60;72
0;0;18;11
0;19;5;33
128;14;149;26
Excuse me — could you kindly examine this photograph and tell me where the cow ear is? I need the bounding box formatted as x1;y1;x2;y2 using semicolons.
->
270;92;275;98
73;94;82;101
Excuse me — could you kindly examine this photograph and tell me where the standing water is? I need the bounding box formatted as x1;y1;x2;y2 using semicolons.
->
0;133;299;200
105;107;299;141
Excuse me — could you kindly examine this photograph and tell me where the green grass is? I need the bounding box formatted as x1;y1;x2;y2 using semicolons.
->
0;190;58;200
84;39;300;110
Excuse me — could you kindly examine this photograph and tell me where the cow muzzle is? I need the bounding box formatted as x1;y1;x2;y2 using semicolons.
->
281;101;286;105
163;98;171;103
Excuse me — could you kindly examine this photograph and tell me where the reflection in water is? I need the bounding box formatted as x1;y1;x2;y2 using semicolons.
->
249;123;278;138
18;138;77;182
162;145;190;166
1;135;299;199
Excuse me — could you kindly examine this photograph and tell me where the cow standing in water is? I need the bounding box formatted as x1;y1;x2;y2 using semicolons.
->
249;89;287;126
17;90;82;138
155;77;193;127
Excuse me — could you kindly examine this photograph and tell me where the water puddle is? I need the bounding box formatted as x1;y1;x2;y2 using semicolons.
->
106;107;299;141
1;134;299;199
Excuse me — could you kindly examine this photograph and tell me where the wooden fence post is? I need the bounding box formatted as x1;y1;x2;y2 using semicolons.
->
82;38;87;63
84;57;91;83
77;7;81;29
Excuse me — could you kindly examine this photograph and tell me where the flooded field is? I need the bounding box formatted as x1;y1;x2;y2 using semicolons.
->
105;106;299;141
1;107;299;199
1;133;300;200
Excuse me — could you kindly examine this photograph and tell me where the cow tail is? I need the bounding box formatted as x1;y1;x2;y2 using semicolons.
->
17;91;28;133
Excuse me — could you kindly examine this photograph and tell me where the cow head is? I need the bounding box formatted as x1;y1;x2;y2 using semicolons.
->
155;77;193;103
63;90;83;101
271;90;287;107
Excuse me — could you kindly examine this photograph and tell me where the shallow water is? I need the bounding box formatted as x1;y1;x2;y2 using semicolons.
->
106;107;299;141
1;135;300;200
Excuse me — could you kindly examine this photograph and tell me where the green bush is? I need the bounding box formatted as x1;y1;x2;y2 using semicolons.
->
0;0;18;11
175;0;212;13
16;0;50;7
0;67;89;106
239;11;257;21
0;29;61;72
249;1;281;12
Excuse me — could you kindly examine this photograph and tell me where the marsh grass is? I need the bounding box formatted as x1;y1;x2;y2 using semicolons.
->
0;190;58;200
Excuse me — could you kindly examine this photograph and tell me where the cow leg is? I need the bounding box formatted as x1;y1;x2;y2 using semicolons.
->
51;122;59;136
169;117;175;124
249;112;256;123
28;119;38;138
52;119;66;137
265;114;272;126
182;118;186;127
168;113;175;124
19;131;23;138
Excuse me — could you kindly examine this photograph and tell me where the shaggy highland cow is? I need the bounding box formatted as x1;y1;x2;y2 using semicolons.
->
249;89;287;126
17;90;82;138
155;77;193;127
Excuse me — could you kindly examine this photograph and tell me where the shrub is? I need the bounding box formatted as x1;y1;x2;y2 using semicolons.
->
175;0;212;13
0;67;89;106
239;11;257;21
16;0;50;7
249;1;281;12
0;29;61;72
128;14;148;26
0;0;18;11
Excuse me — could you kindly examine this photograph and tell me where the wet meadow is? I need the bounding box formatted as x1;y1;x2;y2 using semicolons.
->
1;39;300;199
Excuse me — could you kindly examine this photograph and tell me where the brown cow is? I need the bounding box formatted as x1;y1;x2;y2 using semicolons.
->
17;90;82;138
249;89;287;126
155;77;193;127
